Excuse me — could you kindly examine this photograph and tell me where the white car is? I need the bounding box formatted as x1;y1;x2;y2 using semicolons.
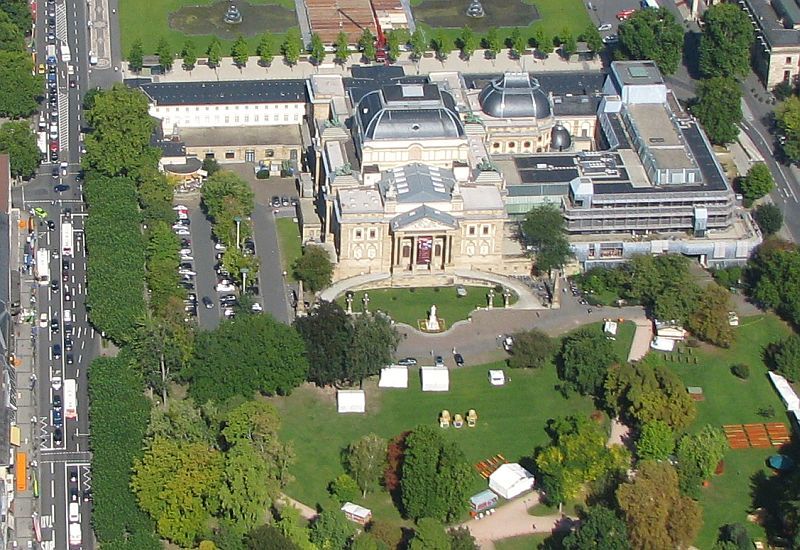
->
178;269;197;276
251;302;263;312
179;248;192;256
181;255;194;262
172;223;187;230
597;23;612;31
51;376;62;391
173;204;188;211
69;522;81;547
216;283;236;292
223;307;236;317
214;242;227;251
175;228;191;236
68;502;80;522
39;313;49;328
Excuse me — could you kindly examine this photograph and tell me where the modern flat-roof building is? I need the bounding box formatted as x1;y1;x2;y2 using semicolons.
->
737;0;800;87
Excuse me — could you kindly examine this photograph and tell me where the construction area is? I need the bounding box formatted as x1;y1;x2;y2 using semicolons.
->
301;0;409;44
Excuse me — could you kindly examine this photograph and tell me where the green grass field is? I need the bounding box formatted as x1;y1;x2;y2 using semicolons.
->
276;218;302;281
650;314;791;547
119;0;296;60
335;286;517;327
494;533;550;549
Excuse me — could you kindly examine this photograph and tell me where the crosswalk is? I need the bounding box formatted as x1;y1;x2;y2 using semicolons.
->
58;90;69;151
55;3;68;43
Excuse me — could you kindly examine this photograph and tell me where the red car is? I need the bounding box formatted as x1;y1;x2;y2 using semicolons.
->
617;8;636;19
49;140;58;152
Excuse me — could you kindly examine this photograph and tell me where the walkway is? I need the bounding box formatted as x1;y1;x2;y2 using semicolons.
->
277;493;318;521
626;317;652;362
461;492;576;547
124;48;604;82
318;272;391;302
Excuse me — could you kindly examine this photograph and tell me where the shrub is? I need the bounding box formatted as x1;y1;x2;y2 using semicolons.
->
255;170;270;179
329;474;360;503
731;363;750;379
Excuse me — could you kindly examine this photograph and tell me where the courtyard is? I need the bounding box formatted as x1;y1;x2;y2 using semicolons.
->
119;0;297;57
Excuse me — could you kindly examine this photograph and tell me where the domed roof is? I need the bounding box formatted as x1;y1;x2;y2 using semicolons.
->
551;124;572;151
478;73;552;119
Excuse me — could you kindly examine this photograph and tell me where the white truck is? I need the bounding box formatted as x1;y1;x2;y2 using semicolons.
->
46;44;57;65
60;42;71;62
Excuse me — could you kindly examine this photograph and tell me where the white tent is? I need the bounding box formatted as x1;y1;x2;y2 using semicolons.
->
650;336;676;352
488;370;506;386
379;366;408;388
603;320;618;338
768;371;800;411
421;366;449;392
489;463;535;500
337;390;365;413
341;502;372;525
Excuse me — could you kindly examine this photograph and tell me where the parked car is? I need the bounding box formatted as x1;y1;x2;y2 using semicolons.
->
52;394;62;410
202;296;214;309
52;343;62;359
175;228;191;236
454;353;465;367
597;23;612;31
270;196;281;207
54;427;63;445
281;196;290;207
52;408;63;427
216;282;236;292
434;355;444;368
397;357;417;366
39;313;48;328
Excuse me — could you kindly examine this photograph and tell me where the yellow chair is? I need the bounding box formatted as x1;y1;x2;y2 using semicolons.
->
467;409;478;427
439;410;451;428
453;414;464;428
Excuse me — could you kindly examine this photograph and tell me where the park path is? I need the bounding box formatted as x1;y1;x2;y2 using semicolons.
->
277;493;318;521
626;317;653;362
461;492;576;547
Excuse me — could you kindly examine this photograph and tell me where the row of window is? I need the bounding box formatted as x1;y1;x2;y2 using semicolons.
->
353;228;378;240
162;113;300;125
158;103;303;112
467;224;492;236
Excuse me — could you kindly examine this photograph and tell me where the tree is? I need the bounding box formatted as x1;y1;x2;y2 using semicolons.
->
777;96;800;163
431;30;451;62
699;3;754;78
128;39;144;72
401;426;472;522
636;420;675;461
582;24;604;54
294;301;352;386
0;0;31;37
186;314;309;403
616;461;702;550
410;28;427;61
349;313;401;385
507;328;556;369
351;533;380;550
533;28;551;57
0;11;23;52
202;157;221;176
181;40;197;70
558;328;619;396
753;203;783;235
563;506;630;550
651;283;702;324
676;425;728;496
484;27;502;59
715;523;753;550
310;33;326;64
769;334;800;381
369;520;403;549
458;26;477;59
510;27;526;57
604;361;696;431
560;28;577;58
282;28;303;66
156;37;173;71
746;240;800;324
257;33;275;65
449;526;478;550
334;31;350;64
131;437;224;546
309;509;355;549
201;170;255;245
329;473;360;503
347;433;388;496
385;29;405;61
739;163;775;201
207;38;222;68
131;312;190;407
277;506;316;550
691;77;742;145
218;443;277;533
246;524;299;550
536;416;630;504
146;397;212;445
231;35;249;67
521;203;572;274
384;431;410;494
0;120;40;178
617;8;684;75
0;51;43;118
687;283;735;347
359;28;377;61
409;518;449;550
292;245;333;291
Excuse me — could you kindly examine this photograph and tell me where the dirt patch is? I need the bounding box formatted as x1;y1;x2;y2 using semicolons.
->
413;0;539;31
169;0;296;37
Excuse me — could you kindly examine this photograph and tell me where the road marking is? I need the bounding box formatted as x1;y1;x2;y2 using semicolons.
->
50;478;55;498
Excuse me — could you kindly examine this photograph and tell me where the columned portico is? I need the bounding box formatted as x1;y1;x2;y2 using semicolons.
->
392;232;455;272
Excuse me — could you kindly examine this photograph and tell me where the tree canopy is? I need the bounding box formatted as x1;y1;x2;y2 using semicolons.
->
753;204;783;236
346;433;388;497
746;240;800;325
692;77;742;145
521;203;572;274
562;506;630;550
616;461;702;549
636;420;676;461
699;3;754;78
676;425;728;497
558;328;619;396
201;170;255;246
507;328;556;369
739;163;775;202
0;50;42;118
187;313;308;403
293;245;334;292
401;425;472;522
409;518;450;550
282;28;303;66
776;96;800;163
0;120;40;178
686;283;735;347
231;35;249;67
309;509;355;549
617;8;684;75
769;333;800;382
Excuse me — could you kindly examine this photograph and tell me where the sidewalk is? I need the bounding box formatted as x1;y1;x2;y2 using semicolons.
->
125;48;605;83
9;211;43;549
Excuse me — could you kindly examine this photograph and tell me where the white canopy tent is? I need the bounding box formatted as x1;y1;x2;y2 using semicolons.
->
421;367;450;392
489;463;535;500
337;390;365;413
650;336;676;352
379;366;409;388
488;370;506;386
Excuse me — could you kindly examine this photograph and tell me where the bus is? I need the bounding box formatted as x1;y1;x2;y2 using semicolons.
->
61;222;73;258
15;451;27;492
35;249;50;286
64;379;77;420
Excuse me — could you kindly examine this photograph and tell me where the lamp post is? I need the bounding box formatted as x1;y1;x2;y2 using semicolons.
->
240;267;249;293
233;216;242;249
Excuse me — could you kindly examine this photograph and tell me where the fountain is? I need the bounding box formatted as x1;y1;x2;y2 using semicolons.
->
466;0;485;18
224;2;243;24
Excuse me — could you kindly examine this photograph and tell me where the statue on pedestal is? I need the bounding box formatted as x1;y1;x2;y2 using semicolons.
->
426;304;440;332
487;289;495;309
345;291;354;314
362;292;370;313
503;288;512;308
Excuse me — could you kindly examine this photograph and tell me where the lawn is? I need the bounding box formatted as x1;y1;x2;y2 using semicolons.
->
648;314;791;548
119;0;296;59
274;321;634;519
335;286;517;327
276;217;302;281
411;0;592;49
494;533;550;549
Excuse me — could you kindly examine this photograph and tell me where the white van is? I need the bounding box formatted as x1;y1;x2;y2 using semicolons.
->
63;310;72;324
68;522;81;547
68;502;80;522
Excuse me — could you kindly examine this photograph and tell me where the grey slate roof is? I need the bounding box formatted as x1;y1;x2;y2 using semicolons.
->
464;72;606;98
357;86;465;140
478;73;552;119
140;79;308;106
390;205;459;230
378;164;455;203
